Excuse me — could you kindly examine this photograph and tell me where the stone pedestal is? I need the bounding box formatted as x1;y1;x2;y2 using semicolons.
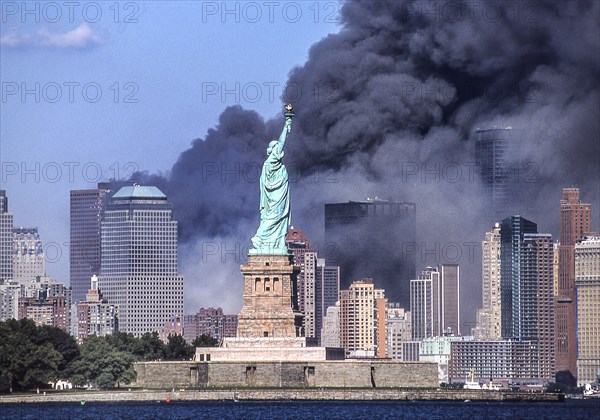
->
236;253;303;338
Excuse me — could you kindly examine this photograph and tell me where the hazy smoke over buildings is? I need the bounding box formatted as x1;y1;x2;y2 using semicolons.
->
133;1;599;322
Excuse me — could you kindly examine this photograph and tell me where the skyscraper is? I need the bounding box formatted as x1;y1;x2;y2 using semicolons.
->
474;127;517;217
410;267;440;340
410;265;460;339
575;236;600;386
324;199;416;306
0;190;14;282
473;223;502;340
70;186;109;303
98;185;184;337
500;215;537;338
556;188;592;382
303;251;319;339
12;227;44;284
285;227;314;315
319;262;340;344
553;241;560;297
496;216;555;381
521;233;555;380
339;279;386;357
440;264;460;336
303;252;340;342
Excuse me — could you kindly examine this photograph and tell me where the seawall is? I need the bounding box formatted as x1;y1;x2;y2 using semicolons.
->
134;360;438;389
0;389;564;404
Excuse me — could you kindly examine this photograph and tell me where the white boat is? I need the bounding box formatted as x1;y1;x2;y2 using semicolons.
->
481;382;501;391
463;369;481;390
584;383;600;398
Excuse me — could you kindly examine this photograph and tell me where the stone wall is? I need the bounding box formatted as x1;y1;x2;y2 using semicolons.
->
134;360;438;389
0;389;565;404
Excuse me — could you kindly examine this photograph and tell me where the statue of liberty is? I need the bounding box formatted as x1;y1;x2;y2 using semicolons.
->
250;104;294;254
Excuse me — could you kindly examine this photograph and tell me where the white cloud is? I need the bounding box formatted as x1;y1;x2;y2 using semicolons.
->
38;23;102;48
0;32;21;46
1;23;102;48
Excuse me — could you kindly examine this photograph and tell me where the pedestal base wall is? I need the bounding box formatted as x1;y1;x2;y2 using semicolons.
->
134;360;438;389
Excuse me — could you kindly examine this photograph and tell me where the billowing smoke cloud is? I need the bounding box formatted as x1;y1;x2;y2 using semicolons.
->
133;1;599;325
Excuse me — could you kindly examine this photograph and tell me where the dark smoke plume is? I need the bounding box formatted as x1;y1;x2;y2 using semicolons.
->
133;1;599;320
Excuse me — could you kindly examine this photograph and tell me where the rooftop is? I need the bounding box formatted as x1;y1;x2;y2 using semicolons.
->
112;185;166;200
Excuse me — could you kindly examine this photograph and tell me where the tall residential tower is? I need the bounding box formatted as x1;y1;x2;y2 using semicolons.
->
556;188;592;382
575;237;600;385
0;190;14;282
339;279;387;358
473;223;502;340
500;215;538;338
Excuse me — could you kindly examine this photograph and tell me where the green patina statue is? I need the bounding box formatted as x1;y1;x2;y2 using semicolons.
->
250;104;295;254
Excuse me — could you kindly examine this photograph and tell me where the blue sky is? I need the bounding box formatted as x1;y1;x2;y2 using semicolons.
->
1;1;340;282
3;1;598;321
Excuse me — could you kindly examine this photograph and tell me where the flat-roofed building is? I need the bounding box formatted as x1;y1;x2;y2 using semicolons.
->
575;237;600;385
449;339;540;385
339;279;386;358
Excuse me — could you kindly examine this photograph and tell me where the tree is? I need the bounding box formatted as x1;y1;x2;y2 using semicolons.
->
0;319;63;393
96;372;115;389
16;343;62;391
105;332;140;355
104;331;165;361
164;334;195;361
137;332;166;361
70;374;87;388
192;334;219;347
36;325;79;374
69;336;137;389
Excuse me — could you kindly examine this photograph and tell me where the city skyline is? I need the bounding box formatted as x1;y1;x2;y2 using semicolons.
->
1;184;599;387
2;1;599;325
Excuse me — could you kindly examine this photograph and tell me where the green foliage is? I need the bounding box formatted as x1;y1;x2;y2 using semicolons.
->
164;334;195;361
36;325;80;373
137;332;167;360
104;331;166;361
192;334;219;347
69;336;137;389
104;332;140;354
96;372;115;389
0;319;71;393
70;374;87;388
0;319;199;393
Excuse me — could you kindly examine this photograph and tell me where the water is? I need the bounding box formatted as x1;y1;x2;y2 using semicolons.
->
2;399;599;420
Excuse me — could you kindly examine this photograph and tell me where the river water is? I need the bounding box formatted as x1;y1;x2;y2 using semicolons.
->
2;399;599;419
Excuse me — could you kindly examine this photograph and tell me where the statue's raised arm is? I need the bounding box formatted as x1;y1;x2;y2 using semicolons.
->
250;104;295;255
279;117;292;146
